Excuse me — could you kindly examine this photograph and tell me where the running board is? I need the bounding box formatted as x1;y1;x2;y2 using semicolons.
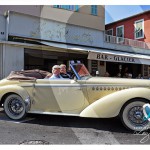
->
28;111;80;117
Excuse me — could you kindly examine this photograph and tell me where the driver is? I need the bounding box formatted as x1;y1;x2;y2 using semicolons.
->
60;64;71;79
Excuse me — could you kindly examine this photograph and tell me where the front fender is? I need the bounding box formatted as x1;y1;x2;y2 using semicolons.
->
80;87;150;118
0;85;30;103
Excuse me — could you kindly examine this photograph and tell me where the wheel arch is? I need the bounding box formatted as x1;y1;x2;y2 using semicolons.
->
80;88;150;118
0;92;18;107
119;97;150;117
0;85;30;111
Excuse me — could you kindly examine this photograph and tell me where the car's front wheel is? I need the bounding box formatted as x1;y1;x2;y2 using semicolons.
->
120;99;150;131
4;94;27;120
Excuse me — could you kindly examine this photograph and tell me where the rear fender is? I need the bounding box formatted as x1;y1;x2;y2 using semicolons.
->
80;87;150;118
0;85;30;104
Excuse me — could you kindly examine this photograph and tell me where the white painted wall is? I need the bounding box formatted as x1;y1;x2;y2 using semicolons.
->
8;12;104;48
2;44;24;78
0;44;3;79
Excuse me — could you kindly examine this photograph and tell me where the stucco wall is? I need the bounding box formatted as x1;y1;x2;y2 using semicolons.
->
0;5;105;31
0;5;41;17
8;11;104;47
40;6;105;31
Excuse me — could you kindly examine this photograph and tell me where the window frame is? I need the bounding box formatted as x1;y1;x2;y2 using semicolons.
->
91;5;98;16
53;5;79;12
116;25;124;43
134;19;144;40
106;28;113;36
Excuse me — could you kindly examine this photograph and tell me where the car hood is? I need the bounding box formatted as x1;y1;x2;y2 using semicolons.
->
86;77;150;87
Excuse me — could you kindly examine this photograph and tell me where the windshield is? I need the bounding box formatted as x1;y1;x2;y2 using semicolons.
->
72;64;91;79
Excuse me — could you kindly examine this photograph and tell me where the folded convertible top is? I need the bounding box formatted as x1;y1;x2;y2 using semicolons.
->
7;69;50;80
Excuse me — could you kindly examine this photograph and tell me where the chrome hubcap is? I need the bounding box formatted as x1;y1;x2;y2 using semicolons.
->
128;106;148;125
8;98;23;115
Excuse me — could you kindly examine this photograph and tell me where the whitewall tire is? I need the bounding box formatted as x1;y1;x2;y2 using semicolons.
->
120;99;150;131
4;94;27;120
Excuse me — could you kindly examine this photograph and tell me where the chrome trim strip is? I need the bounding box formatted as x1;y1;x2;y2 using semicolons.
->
21;85;33;87
34;84;84;87
21;84;150;88
28;111;79;117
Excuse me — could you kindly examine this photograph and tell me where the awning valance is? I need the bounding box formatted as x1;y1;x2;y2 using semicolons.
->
41;41;150;65
88;51;150;65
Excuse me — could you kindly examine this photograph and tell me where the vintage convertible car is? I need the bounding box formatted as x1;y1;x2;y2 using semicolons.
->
0;61;150;131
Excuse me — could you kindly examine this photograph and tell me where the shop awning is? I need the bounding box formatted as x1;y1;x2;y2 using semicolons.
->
41;41;150;65
88;51;150;65
41;41;89;52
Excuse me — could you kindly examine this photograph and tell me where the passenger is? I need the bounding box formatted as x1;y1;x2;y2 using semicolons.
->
49;65;63;79
60;64;71;79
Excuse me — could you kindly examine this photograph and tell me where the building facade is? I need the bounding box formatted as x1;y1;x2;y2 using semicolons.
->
0;5;106;78
105;10;150;78
105;10;150;43
0;6;150;79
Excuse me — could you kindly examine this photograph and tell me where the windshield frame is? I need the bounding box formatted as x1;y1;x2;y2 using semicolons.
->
70;63;92;80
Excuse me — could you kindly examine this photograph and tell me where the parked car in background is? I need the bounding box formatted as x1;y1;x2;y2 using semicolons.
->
0;61;150;131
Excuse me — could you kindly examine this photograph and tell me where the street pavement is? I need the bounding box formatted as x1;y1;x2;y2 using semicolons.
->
0;108;150;145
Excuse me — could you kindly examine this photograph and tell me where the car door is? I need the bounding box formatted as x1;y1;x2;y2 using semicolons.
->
32;79;87;113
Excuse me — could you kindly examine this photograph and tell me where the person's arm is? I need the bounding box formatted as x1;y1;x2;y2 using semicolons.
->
44;73;52;79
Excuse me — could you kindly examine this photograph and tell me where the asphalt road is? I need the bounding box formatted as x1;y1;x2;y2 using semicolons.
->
0;108;150;145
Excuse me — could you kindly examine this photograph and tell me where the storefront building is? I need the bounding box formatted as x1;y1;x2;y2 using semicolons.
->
105;10;150;78
0;6;150;79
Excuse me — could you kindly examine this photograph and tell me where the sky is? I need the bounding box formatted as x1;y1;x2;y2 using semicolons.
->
105;5;150;24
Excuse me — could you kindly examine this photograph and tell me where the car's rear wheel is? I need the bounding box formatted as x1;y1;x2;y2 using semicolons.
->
4;94;26;120
120;99;150;131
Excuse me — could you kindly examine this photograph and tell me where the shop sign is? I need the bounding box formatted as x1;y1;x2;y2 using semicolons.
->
88;52;140;64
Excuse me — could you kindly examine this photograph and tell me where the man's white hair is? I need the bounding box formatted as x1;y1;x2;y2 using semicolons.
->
52;65;60;71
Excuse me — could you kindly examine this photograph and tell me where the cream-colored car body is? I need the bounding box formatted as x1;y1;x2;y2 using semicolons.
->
1;62;150;131
0;76;150;118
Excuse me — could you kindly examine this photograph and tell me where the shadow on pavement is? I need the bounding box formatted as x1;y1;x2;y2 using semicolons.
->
26;113;131;134
0;109;132;134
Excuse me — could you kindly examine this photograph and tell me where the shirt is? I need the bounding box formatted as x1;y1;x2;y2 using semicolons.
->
60;73;70;79
49;74;63;79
